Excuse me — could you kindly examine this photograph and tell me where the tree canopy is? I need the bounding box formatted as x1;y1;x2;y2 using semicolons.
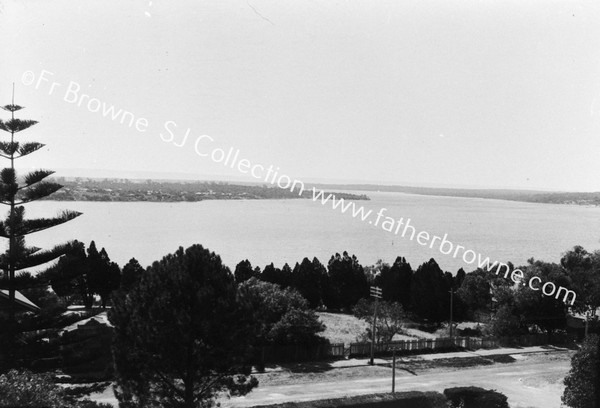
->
353;299;407;344
562;334;599;408
109;244;257;408
410;259;450;323
327;252;369;310
237;277;325;346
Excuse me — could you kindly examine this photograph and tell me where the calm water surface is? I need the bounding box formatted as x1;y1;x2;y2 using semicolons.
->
22;192;600;273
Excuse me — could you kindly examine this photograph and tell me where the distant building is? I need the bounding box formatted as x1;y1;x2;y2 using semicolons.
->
567;309;600;332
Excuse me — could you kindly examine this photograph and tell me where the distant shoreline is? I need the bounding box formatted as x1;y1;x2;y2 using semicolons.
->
308;183;600;207
42;177;600;206
43;178;370;203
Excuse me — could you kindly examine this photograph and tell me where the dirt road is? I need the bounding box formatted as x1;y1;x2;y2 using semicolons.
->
223;352;571;408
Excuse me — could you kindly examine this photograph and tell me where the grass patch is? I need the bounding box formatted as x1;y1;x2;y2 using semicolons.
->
417;357;493;369
317;312;368;345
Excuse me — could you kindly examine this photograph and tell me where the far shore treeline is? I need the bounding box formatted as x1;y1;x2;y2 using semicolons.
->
42;178;370;202
42;177;600;206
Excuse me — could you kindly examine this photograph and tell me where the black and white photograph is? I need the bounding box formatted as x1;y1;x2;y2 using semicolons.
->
1;1;600;407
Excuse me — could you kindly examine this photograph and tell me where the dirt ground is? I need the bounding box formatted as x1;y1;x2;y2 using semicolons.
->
87;349;573;408
222;350;574;408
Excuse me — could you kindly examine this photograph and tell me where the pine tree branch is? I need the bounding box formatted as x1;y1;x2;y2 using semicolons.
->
34;244;85;287
17;142;45;158
4;210;82;237
1;168;16;185
23;245;42;256
0;266;59;290
16;181;63;203
12;241;79;271
18;169;56;190
0;272;37;290
0;141;19;157
0;169;18;203
0;141;46;159
0;118;38;133
1;104;24;112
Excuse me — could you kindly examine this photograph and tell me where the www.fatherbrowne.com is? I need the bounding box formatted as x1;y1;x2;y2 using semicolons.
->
311;189;577;306
25;70;574;306
177;132;576;306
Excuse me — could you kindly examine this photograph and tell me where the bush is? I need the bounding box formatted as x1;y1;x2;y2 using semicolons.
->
250;391;448;408
413;322;441;333
444;386;509;408
458;327;482;337
0;369;111;408
562;335;599;408
0;369;66;408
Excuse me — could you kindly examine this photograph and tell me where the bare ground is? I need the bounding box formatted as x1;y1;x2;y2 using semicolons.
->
223;350;574;408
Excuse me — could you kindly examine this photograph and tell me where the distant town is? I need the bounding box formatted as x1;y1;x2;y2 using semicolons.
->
44;177;600;206
45;177;370;202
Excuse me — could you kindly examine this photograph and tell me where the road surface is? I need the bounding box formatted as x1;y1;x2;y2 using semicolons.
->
223;352;570;408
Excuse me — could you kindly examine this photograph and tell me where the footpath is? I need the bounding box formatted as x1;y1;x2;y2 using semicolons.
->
259;344;572;372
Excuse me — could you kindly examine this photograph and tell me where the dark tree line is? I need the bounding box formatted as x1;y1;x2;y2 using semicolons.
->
234;252;464;322
45;241;122;308
233;245;599;334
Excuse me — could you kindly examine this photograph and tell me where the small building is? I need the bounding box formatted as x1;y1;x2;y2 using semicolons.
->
564;309;600;340
0;289;41;314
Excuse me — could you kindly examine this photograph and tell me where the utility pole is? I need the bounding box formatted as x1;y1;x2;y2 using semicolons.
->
449;288;454;339
392;349;396;393
585;311;590;338
369;286;382;365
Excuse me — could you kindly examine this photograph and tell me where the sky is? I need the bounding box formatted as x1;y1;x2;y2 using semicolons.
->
1;0;600;191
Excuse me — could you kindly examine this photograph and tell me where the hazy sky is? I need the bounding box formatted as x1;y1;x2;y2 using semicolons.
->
1;0;599;191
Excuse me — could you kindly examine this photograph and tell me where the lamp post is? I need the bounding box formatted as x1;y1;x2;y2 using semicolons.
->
369;286;382;365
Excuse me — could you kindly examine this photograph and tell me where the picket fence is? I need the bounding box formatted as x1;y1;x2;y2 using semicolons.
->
257;333;575;363
348;333;576;356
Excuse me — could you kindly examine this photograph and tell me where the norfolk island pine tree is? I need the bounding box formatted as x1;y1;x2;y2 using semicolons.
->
0;92;81;364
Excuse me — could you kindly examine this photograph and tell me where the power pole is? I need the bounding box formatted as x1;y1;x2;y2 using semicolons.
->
449;288;454;339
369;286;382;365
392;349;396;393
585;311;590;338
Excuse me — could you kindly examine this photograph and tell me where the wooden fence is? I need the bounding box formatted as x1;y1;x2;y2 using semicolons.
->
348;333;576;357
257;333;575;363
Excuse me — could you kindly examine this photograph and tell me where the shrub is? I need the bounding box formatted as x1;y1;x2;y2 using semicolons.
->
458;327;482;337
444;386;509;408
0;369;111;408
250;391;448;408
562;334;599;408
0;369;66;408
